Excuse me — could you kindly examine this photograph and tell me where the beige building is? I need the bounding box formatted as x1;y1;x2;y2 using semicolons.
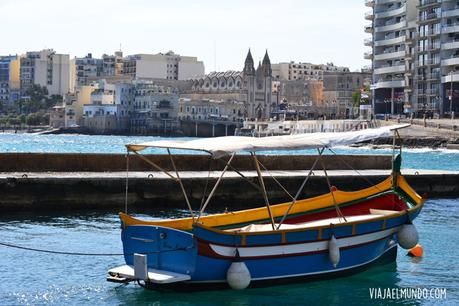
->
20;49;75;96
272;62;349;81
123;51;204;80
323;71;371;118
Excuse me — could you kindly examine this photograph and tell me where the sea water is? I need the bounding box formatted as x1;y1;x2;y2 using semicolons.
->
0;133;458;305
0;199;458;305
1;133;459;171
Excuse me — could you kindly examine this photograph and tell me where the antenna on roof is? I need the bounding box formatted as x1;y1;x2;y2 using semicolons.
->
119;43;122;52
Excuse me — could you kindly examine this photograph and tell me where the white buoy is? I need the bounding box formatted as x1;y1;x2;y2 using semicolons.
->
226;250;251;290
397;223;419;249
329;235;340;268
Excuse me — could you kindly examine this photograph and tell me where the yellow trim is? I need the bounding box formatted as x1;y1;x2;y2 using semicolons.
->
120;176;394;230
120;175;422;232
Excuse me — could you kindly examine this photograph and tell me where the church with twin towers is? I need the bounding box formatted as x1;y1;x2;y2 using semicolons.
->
187;49;274;119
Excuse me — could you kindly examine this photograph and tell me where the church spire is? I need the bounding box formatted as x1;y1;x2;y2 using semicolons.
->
243;48;255;76
262;49;272;77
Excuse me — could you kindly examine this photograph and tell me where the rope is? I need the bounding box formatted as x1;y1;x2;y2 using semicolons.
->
0;241;191;256
327;148;384;193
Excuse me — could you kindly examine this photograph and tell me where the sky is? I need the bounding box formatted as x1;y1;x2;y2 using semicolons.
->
0;0;368;73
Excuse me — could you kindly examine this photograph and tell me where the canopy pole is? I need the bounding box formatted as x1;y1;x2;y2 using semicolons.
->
167;148;195;220
132;151;178;181
257;159;294;201
277;147;325;229
318;148;347;222
124;150;129;214
215;159;262;192
197;153;236;221
252;152;276;231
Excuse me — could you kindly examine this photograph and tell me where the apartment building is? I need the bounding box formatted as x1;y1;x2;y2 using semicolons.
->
323;71;372;118
364;0;418;115
20;49;75;96
130;80;180;134
365;0;459;116
272;62;349;81
102;51;124;77
0;55;20;107
75;53;103;86
123;51;204;80
418;0;459;115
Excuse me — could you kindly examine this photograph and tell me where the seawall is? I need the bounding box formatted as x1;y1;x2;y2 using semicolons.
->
0;153;457;212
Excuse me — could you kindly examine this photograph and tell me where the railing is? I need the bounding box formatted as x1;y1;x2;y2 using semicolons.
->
419;0;441;7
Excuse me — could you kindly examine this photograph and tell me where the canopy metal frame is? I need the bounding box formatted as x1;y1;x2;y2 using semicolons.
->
123;125;408;230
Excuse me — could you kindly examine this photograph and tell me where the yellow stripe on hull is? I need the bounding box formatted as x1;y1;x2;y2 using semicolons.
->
119;175;420;231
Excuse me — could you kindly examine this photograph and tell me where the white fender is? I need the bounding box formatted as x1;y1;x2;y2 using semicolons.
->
397;223;419;249
226;261;251;290
329;235;340;268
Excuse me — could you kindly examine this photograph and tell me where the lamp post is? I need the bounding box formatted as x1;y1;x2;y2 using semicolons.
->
449;71;454;119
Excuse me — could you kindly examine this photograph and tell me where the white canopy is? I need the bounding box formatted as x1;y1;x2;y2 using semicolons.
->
126;124;410;157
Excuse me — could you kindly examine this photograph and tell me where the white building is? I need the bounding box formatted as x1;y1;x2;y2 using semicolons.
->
272;62;349;81
123;51;204;80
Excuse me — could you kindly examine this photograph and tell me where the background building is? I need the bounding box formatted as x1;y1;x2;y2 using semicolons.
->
75;53;103;86
20;49;75;96
0;55;21;108
323;70;371;118
365;0;459;116
123;51;204;80
272;62;349;81
130;80;180;135
364;0;418;115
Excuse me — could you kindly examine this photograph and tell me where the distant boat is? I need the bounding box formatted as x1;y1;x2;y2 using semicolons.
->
107;124;423;290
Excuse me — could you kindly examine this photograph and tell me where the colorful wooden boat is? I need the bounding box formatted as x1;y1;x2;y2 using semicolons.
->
108;124;423;290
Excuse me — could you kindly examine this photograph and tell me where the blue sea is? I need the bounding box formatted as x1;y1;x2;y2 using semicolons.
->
0;133;458;305
0;133;459;171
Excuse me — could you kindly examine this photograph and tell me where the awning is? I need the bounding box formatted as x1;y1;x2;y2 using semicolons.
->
126;124;410;157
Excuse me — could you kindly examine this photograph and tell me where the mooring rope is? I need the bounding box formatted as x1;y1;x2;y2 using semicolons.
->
0;241;191;256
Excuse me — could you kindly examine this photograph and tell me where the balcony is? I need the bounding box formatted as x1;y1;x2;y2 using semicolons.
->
364;24;373;33
365;11;374;20
442;24;459;34
374;20;406;33
441;56;459;66
374;79;405;89
417;43;441;52
419;12;439;23
418;0;441;8
441;72;459;83
364;38;373;46
376;0;400;5
374;35;405;47
374;50;405;61
365;0;374;7
374;64;405;75
442;40;459;50
364;51;373;59
442;7;459;18
374;4;406;19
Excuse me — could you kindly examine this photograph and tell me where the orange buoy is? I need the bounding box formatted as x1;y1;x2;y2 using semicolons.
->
407;244;423;257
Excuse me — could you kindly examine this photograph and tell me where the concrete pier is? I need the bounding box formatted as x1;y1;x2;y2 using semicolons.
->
0;168;457;212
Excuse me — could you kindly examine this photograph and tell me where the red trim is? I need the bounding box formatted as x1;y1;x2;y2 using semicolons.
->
284;193;407;225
